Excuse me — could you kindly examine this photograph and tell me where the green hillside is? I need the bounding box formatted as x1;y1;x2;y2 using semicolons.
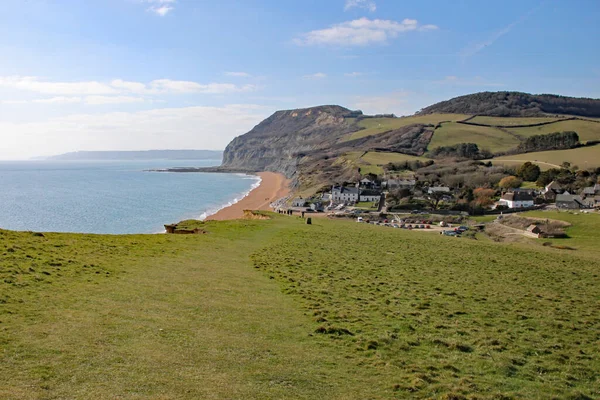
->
2;214;600;399
468;116;563;126
344;113;468;141
491;145;600;170
428;122;521;153
507;119;600;141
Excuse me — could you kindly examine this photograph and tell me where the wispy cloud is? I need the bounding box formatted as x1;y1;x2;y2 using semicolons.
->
344;0;376;12
303;72;327;80
144;0;176;16
0;76;258;96
432;76;505;87
344;72;364;78
224;71;252;78
294;18;438;47
460;4;543;59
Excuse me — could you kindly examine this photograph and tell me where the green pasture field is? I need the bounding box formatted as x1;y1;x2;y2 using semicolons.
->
468;116;562;126
491;145;600;170
1;214;599;399
344;114;469;141
428;122;520;153
507;119;600;142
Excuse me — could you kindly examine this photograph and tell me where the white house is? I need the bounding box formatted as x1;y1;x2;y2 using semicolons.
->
292;197;306;207
331;186;359;203
498;192;535;208
427;186;450;195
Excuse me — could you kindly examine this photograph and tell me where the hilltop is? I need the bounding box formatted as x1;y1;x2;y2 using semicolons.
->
418;91;600;118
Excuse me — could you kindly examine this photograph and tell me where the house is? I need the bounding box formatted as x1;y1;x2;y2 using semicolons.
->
498;192;535;209
385;179;416;190
509;188;537;196
331;186;360;203
310;202;324;212
427;186;450;195
527;224;541;234
292;198;306;207
359;178;376;188
542;181;563;201
556;194;587;209
359;190;381;202
581;183;600;197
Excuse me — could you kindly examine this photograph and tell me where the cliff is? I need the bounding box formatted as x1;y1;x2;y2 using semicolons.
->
222;105;359;177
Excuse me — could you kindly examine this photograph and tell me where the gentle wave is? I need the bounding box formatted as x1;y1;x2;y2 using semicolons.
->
198;174;262;220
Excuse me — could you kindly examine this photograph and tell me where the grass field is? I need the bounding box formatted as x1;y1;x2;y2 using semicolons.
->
522;210;600;256
343;151;428;176
491;145;600;170
428;122;521;153
468;116;563;126
507;119;600;142
2;215;600;399
345;114;469;141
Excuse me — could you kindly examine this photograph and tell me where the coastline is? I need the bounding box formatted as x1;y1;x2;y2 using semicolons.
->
205;172;290;221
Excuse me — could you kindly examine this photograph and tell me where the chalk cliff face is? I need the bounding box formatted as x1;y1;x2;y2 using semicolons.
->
221;105;357;177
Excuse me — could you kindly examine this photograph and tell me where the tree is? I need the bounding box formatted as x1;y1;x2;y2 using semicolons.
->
498;176;523;189
516;162;541;182
471;188;496;208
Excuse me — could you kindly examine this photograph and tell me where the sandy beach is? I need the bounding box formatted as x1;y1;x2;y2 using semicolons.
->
206;171;290;221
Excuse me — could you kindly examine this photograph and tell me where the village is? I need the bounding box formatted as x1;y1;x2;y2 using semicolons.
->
279;173;600;237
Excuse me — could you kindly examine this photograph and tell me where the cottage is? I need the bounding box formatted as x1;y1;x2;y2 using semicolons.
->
331;186;360;203
310;202;324;212
556;194;587;209
542;180;563;201
581;183;600;197
359;190;381;202
498;192;535;209
292;197;306;207
359;178;376;188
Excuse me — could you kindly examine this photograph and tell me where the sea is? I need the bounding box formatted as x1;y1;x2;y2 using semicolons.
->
0;160;260;234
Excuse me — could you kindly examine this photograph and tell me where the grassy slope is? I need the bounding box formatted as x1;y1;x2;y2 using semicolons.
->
508;119;600;141
345;114;468;141
2;215;600;399
468;116;563;126
428;122;521;153
491;145;600;170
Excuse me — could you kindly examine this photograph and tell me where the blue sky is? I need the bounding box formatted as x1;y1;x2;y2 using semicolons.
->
0;0;599;159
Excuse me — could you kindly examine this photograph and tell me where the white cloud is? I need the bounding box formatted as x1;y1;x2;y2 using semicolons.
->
225;72;252;78
294;18;438;46
344;72;363;78
0;76;117;95
433;76;504;87
84;96;145;105
0;76;258;96
303;72;327;80
0;104;269;160
33;96;82;104
144;0;176;16
344;0;376;12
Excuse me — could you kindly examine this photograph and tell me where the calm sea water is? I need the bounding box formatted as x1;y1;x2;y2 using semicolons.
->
0;160;260;234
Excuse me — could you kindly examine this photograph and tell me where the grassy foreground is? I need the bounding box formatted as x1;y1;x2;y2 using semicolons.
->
2;215;599;399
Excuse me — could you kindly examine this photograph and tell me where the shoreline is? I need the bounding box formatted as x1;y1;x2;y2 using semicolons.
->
205;172;290;221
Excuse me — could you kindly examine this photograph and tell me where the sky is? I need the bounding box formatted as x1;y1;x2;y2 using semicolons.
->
0;0;599;159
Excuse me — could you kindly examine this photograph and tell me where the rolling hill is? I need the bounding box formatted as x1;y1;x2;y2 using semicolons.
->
215;91;600;193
